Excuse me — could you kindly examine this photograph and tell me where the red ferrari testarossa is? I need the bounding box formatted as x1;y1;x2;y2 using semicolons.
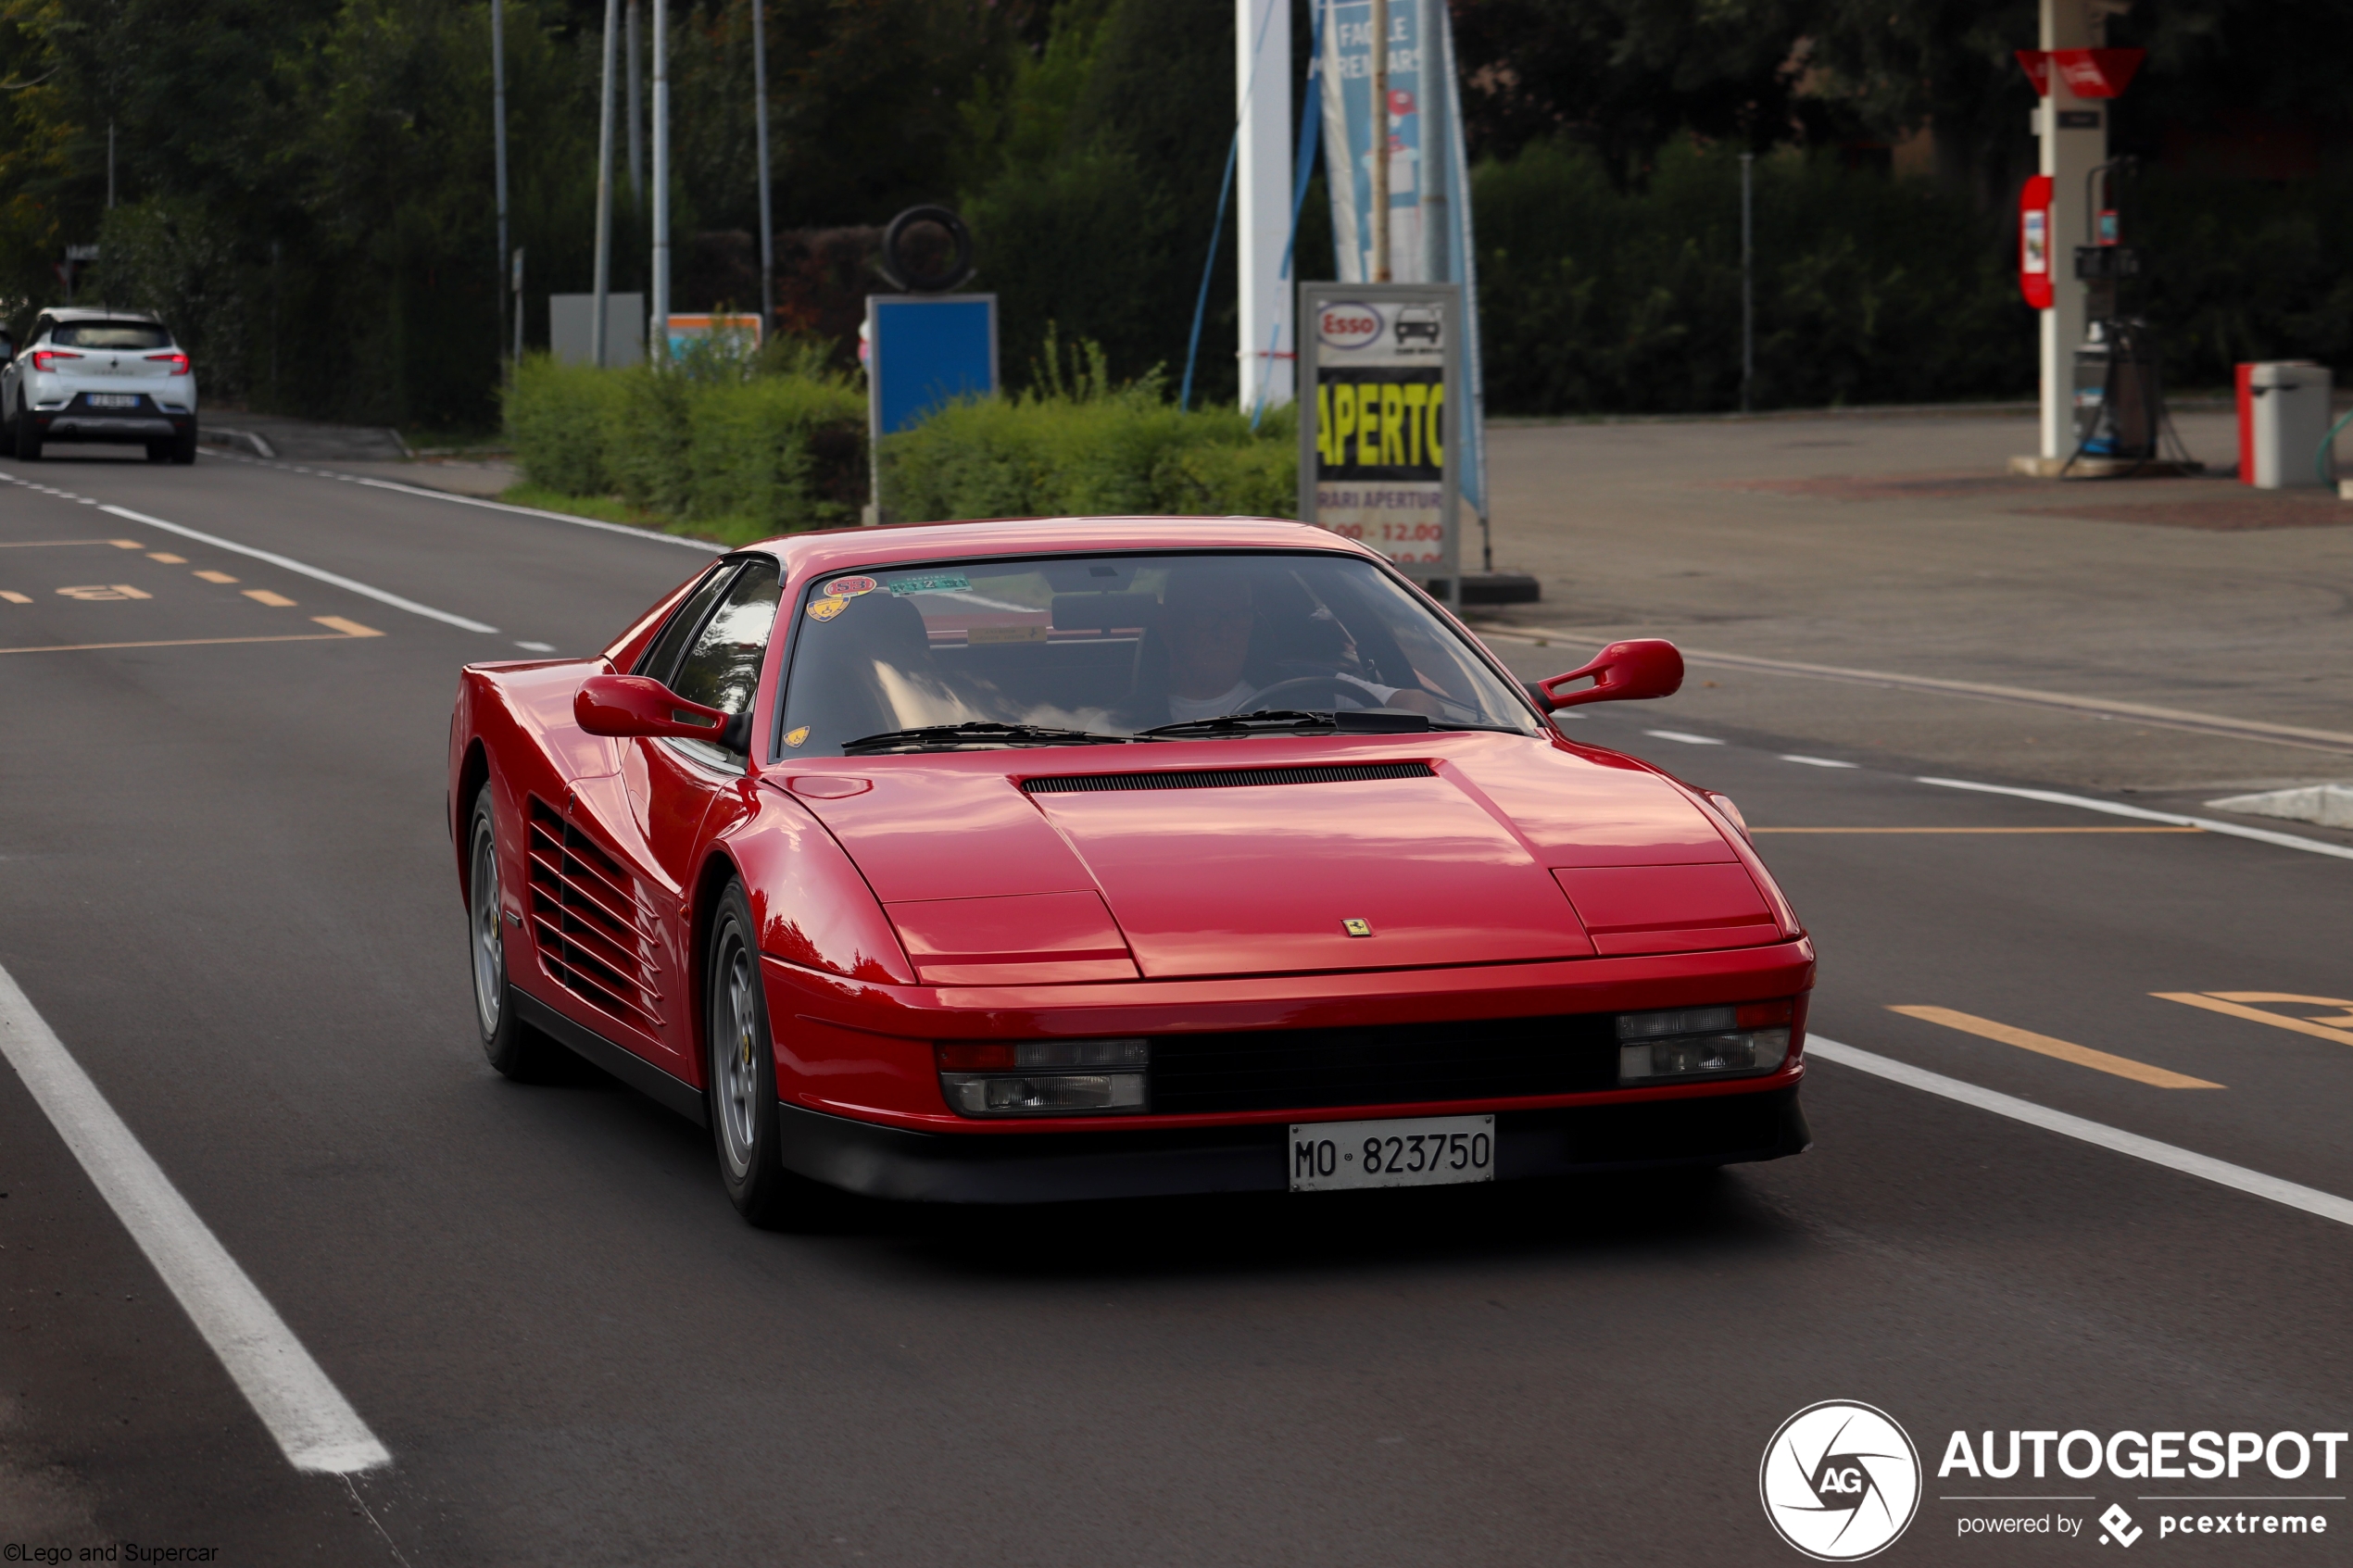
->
449;517;1811;1223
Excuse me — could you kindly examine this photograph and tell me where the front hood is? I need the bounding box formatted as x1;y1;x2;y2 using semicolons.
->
780;734;1759;982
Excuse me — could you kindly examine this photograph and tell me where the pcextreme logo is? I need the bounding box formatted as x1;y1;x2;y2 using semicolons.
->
1761;1400;1924;1561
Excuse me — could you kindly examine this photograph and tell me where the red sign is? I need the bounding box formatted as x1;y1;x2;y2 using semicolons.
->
2018;175;2054;310
2015;48;2144;99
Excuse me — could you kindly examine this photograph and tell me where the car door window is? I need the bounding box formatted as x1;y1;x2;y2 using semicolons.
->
636;561;741;685
665;558;782;767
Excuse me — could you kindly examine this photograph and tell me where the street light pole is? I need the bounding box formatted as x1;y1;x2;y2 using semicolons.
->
651;0;670;363
593;0;618;368
1369;0;1390;282
626;0;645;203
491;0;510;376
750;0;774;338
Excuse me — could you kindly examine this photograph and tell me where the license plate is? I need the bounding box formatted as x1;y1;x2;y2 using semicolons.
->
88;395;138;408
1288;1114;1496;1192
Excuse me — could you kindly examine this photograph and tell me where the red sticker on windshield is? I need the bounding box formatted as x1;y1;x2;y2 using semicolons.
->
822;575;878;598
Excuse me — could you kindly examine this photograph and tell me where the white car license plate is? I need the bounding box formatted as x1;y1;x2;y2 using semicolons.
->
88;395;139;408
1288;1114;1495;1192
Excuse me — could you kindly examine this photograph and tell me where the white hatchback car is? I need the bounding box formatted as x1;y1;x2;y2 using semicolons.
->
1;307;198;463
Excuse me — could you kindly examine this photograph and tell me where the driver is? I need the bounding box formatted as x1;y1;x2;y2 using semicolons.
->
1156;564;1441;723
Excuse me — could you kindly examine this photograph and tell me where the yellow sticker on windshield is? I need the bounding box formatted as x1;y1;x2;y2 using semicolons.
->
806;595;848;622
784;725;811;747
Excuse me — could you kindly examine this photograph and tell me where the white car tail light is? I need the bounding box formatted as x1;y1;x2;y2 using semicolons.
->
31;348;82;372
145;351;191;375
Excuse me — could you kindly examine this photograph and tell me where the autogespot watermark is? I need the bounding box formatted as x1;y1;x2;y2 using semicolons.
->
1763;1405;2347;1555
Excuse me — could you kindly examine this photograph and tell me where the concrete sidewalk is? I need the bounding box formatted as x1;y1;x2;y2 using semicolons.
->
1476;409;2353;800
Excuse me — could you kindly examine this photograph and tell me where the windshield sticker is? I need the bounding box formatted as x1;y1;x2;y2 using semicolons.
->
805;595;849;622
821;575;877;598
887;572;973;596
784;725;811;747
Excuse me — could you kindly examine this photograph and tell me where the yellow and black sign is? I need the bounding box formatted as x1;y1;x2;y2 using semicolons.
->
1315;371;1445;479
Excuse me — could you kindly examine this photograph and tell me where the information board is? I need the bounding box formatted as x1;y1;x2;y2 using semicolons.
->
1297;282;1460;605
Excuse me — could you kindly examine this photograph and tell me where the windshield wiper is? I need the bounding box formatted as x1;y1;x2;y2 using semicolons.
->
840;721;1133;755
1139;709;1431;739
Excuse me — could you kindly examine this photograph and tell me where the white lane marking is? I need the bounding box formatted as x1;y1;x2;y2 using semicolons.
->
97;504;498;634
1809;1036;2353;1229
1780;754;1857;769
348;476;721;554
514;640;556;652
0;961;391;1474
1918;776;2353;864
1643;729;1724;746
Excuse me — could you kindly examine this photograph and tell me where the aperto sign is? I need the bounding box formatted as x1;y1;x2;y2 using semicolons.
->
1298;282;1461;605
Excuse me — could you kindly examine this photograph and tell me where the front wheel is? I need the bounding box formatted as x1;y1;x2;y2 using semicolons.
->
468;787;565;1080
706;881;821;1227
170;424;197;464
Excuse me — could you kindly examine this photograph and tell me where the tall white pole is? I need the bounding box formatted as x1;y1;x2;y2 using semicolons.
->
592;0;618;368
490;1;510;372
2038;0;2102;459
1416;0;1447;284
751;0;774;338
1235;0;1292;412
650;0;670;362
1369;0;1390;282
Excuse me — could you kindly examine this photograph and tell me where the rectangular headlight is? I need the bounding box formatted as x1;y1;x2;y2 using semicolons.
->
937;1038;1150;1116
1616;1000;1793;1085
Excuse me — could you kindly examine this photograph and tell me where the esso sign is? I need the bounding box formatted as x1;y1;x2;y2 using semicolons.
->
2018;174;2054;310
1318;305;1382;350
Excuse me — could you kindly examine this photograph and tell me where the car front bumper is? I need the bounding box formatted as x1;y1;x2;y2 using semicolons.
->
776;1085;1810;1203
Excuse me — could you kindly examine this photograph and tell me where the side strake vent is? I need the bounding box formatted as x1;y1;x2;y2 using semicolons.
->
1025;761;1435;795
525;797;661;1034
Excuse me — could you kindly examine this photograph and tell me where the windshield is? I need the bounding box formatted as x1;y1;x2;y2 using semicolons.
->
775;551;1540;756
51;321;171;349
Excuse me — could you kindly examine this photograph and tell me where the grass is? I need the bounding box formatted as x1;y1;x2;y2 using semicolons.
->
497;483;780;547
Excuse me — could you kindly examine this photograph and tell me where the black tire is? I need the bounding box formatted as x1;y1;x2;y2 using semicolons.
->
171;424;197;465
16;404;41;460
467;788;566;1081
705;881;822;1227
0;403;15;456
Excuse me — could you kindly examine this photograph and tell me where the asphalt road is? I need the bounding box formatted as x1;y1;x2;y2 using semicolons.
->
3;449;2349;1565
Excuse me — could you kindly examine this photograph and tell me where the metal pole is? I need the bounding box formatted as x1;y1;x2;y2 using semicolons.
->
1740;152;1753;414
593;0;618;367
512;247;525;366
651;0;670;363
1369;0;1390;282
625;0;645;203
107;121;115;208
491;0;510;373
750;0;774;338
1417;0;1446;284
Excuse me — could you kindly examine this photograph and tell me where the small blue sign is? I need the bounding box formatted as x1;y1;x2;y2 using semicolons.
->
866;295;998;438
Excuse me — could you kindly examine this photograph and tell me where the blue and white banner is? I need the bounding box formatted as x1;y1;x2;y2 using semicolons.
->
1317;1;1487;525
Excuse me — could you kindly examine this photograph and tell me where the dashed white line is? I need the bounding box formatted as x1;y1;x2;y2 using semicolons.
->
1810;1035;2353;1229
1780;755;1858;769
514;640;557;652
1918;777;2353;864
1643;729;1724;746
0;960;390;1474
96;504;498;634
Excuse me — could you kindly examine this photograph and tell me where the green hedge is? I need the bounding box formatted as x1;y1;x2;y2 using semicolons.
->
880;373;1298;521
505;352;866;541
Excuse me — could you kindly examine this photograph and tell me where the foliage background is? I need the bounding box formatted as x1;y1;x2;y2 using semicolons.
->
0;0;2343;431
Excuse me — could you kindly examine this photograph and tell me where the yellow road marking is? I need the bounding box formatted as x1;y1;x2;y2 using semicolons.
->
1888;1005;2223;1088
310;616;383;637
0;627;386;655
1753;827;2202;834
108;539;141;549
2153;993;2353;1047
147;552;186;563
193;570;238;583
55;583;151;601
243;588;297;608
0;590;29;605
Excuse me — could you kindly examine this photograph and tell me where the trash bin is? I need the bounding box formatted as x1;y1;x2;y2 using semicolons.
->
2236;361;2334;488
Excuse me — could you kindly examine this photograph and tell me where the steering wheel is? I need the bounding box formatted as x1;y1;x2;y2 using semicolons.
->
1246;674;1375;711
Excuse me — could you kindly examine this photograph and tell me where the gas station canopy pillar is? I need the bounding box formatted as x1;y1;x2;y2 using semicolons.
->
2035;0;2109;460
1236;0;1294;413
